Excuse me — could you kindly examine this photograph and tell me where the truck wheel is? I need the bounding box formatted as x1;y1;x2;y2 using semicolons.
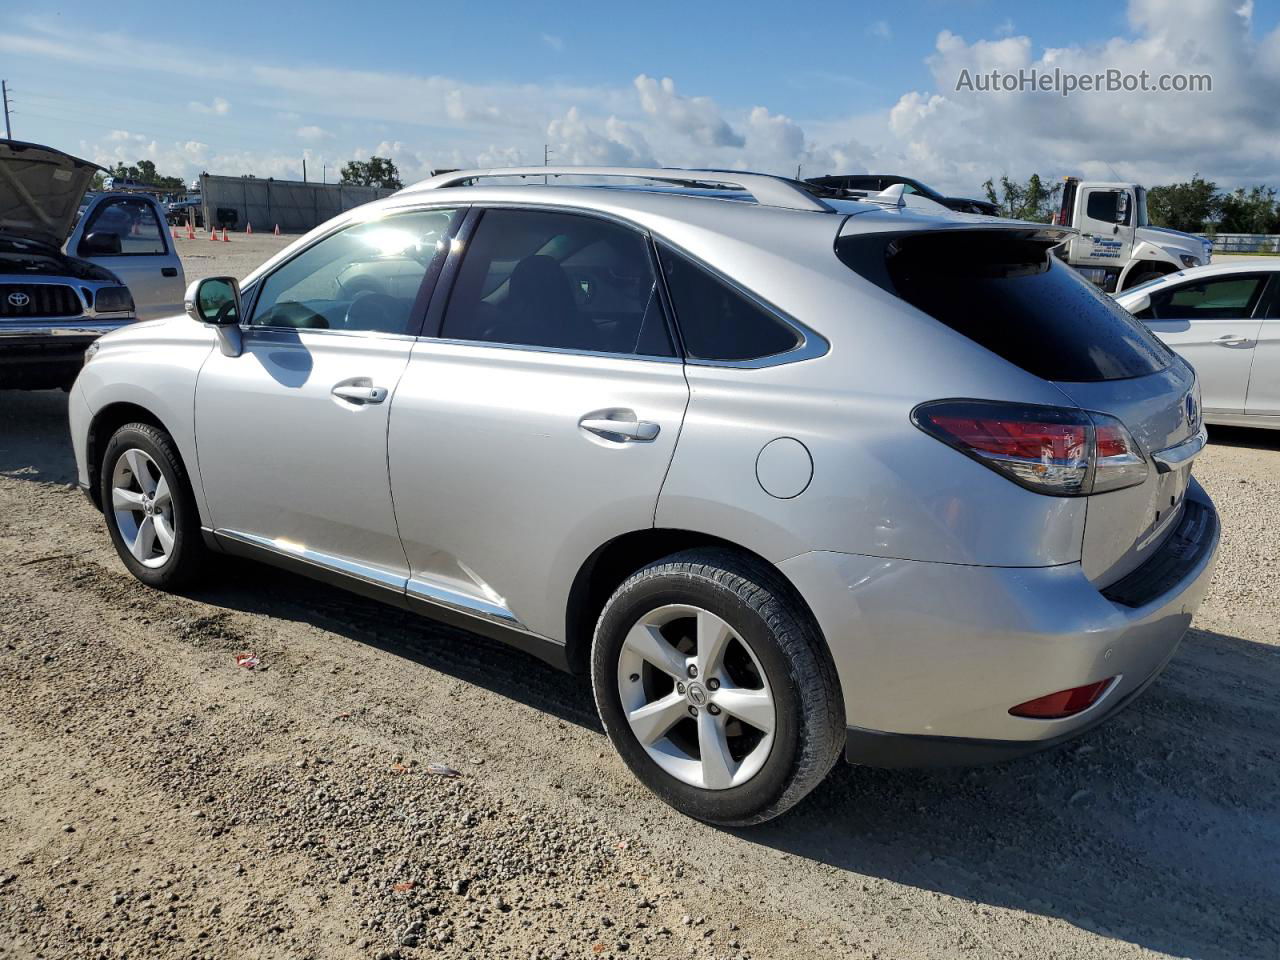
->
591;548;845;826
100;423;207;590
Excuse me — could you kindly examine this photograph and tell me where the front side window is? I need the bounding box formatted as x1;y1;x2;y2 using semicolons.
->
249;208;456;334
1086;190;1128;225
1143;274;1268;320
80;198;166;255
440;209;673;357
656;245;801;362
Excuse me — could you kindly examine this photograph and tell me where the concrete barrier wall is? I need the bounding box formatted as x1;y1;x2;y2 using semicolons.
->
199;175;396;233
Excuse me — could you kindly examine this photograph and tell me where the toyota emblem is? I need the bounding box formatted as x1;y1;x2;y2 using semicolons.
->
7;291;30;308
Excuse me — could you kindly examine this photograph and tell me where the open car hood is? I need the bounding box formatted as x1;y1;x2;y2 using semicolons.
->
0;140;102;248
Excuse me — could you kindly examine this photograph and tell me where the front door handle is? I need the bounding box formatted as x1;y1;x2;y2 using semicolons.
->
579;415;660;442
331;383;388;404
1213;335;1250;346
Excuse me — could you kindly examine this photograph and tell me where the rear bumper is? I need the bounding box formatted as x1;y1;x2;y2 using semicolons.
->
779;479;1219;761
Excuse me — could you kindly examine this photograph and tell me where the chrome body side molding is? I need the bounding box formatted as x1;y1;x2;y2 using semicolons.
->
212;529;570;671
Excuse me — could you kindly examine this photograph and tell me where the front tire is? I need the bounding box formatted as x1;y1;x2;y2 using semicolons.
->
591;549;844;826
100;423;206;590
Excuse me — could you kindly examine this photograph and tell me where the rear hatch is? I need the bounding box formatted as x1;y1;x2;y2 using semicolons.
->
838;225;1201;587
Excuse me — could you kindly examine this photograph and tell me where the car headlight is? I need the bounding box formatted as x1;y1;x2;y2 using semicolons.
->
1179;254;1200;269
94;286;135;313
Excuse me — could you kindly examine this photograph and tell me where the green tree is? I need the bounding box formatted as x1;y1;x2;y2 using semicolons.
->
1216;185;1279;234
982;173;1062;222
106;160;184;190
1145;175;1218;232
339;156;403;189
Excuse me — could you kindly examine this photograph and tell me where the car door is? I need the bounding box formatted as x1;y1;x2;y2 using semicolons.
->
388;207;689;641
1068;187;1134;268
66;195;185;319
195;206;460;589
1244;273;1280;419
1137;272;1269;414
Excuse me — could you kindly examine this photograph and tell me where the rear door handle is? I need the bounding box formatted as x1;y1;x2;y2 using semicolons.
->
161;267;178;277
332;383;388;404
579;416;660;442
1213;335;1249;346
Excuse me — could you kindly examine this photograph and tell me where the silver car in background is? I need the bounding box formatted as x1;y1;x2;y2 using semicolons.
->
69;167;1219;824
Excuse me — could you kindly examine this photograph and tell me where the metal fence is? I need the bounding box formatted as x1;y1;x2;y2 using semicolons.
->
1197;233;1280;254
198;175;397;233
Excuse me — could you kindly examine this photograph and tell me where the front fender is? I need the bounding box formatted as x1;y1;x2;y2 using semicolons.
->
76;321;216;525
1118;242;1180;288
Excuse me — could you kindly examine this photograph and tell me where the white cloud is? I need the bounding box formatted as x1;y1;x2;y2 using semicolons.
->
541;33;564;53
994;18;1016;37
869;20;891;41
634;75;744;148
296;125;332;141
189;96;230;115
546;107;654;166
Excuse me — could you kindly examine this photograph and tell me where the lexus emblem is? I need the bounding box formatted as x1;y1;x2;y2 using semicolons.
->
7;292;30;308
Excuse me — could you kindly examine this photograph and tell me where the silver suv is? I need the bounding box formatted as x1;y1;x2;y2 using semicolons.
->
70;167;1219;824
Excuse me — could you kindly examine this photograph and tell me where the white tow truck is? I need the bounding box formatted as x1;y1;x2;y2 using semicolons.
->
1051;177;1212;293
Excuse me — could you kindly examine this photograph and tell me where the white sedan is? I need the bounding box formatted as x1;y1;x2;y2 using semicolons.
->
1116;261;1280;430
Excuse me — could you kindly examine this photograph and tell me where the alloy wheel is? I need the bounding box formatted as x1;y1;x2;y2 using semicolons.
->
616;604;776;790
110;448;175;569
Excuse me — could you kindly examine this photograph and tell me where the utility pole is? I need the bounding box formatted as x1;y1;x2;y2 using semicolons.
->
543;143;552;184
302;156;307;183
2;81;12;140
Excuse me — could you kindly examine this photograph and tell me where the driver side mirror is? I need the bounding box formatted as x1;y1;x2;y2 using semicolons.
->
79;231;123;257
1126;292;1151;315
185;276;242;326
1115;191;1130;225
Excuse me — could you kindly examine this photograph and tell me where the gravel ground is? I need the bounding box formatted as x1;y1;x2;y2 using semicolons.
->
0;239;1277;959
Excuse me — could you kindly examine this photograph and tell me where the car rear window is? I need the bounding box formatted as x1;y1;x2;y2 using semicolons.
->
836;230;1171;382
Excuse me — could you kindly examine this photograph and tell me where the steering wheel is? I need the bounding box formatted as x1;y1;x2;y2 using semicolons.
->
344;290;402;333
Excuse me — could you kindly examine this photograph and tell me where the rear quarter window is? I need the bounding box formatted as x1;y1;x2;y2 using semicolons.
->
837;230;1172;382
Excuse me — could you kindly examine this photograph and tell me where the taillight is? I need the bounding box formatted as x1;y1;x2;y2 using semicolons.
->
912;399;1148;496
1009;678;1115;719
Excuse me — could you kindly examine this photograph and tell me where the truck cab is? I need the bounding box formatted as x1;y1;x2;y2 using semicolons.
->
1053;178;1212;293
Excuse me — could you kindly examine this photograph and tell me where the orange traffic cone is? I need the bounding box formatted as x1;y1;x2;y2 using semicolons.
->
186;223;195;240
273;224;281;237
171;226;179;240
209;225;218;241
222;227;230;242
245;222;253;235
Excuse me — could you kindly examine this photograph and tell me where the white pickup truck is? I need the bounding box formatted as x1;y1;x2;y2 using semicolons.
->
0;140;185;389
1051;177;1212;294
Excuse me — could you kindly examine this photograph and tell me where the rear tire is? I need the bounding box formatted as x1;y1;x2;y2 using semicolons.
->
590;548;844;826
100;423;207;590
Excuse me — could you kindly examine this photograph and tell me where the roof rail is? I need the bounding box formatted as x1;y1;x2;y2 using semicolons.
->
400;166;834;213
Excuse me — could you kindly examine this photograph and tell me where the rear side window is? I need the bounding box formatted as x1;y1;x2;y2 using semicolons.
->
837;230;1171;382
441;209;674;357
656;245;800;361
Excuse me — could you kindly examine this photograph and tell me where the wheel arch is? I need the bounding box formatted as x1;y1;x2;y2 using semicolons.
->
564;528;826;677
1119;252;1181;290
85;402;177;511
